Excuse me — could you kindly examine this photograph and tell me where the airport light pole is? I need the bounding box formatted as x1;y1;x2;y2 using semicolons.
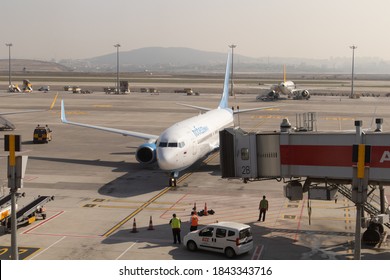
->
228;44;237;98
350;45;357;99
6;43;12;91
114;43;121;94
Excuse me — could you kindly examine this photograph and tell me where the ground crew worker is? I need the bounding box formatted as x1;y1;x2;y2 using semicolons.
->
169;213;181;244
258;195;269;222
37;206;47;219
190;211;199;231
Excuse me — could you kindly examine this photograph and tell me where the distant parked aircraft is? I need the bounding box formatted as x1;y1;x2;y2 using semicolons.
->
258;66;310;101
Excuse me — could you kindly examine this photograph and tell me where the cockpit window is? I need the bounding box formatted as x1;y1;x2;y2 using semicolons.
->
168;143;178;147
159;142;168;147
159;141;185;148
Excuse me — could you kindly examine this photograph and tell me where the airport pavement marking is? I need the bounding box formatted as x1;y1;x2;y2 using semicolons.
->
22;211;65;235
98;205;186;211
293;198;306;242
116;240;138;260
0;246;41;260
94;104;113;108
102;150;226;238
102;186;173;237
159;193;189;219
27;236;67;260
251;244;264;260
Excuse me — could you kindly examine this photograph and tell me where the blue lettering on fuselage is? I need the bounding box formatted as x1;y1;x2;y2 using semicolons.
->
192;126;209;137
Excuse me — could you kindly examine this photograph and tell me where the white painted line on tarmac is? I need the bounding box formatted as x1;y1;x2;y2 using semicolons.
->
116;240;138;260
28;236;67;260
251;244;264;260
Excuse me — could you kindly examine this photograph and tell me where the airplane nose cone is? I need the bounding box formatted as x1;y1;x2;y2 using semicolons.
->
157;148;179;171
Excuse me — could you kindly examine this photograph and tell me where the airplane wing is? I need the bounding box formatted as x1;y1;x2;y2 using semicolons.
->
233;105;282;114
177;103;281;114
176;103;212;111
61;100;159;141
0;93;58;115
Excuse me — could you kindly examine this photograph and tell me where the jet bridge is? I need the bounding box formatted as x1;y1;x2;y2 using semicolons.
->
220;118;390;247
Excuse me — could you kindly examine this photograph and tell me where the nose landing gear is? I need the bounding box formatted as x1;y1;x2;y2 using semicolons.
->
169;171;179;187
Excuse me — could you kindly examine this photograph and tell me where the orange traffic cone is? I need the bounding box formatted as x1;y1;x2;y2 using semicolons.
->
148;216;154;230
204;202;208;216
131;218;138;233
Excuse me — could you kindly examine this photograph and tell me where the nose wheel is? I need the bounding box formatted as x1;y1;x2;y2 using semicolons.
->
169;177;176;187
169;172;179;187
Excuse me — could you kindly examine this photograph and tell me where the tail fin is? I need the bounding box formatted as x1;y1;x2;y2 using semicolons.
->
218;52;231;109
283;65;286;83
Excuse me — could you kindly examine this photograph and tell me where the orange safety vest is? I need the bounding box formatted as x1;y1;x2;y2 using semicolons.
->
191;215;199;226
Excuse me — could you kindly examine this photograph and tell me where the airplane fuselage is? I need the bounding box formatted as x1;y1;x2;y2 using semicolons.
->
278;80;296;95
156;108;234;173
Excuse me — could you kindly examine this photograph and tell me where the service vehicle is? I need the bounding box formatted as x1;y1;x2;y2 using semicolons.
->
33;125;52;143
183;222;253;258
38;85;50;92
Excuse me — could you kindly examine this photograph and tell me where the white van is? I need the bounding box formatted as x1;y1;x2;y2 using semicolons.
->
183;221;253;258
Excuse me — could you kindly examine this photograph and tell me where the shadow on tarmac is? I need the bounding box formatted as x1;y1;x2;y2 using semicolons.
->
100;221;390;260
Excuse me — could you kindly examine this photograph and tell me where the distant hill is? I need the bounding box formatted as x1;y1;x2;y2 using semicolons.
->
68;47;257;72
0;59;72;72
2;48;390;74
60;47;390;74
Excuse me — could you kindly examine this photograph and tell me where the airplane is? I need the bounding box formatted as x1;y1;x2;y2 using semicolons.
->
61;52;277;186
259;65;310;101
0;93;58;129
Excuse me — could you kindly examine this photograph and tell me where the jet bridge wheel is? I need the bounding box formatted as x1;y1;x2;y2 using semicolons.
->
362;226;381;247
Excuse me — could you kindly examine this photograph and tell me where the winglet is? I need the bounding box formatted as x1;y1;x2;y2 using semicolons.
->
218;52;231;109
61;100;67;123
49;93;59;110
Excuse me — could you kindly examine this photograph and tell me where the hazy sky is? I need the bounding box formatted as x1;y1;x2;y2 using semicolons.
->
2;0;390;61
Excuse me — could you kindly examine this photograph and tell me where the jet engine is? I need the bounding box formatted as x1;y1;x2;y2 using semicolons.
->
135;143;157;164
294;90;310;100
267;90;280;99
301;90;310;99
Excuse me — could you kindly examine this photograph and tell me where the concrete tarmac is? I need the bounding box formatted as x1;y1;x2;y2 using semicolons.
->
0;91;389;260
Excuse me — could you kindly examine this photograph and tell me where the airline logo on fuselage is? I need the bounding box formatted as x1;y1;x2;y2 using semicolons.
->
192;126;209;137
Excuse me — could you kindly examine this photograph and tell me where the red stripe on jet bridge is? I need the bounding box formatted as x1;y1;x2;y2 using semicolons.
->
370;146;390;168
280;145;352;167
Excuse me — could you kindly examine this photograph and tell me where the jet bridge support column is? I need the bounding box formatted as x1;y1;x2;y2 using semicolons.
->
352;120;368;260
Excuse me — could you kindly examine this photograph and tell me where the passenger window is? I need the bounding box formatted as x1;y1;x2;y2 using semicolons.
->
228;230;235;237
199;227;214;237
241;148;249;160
216;228;226;238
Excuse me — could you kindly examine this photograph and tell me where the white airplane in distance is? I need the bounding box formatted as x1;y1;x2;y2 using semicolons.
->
61;52;277;186
266;66;310;100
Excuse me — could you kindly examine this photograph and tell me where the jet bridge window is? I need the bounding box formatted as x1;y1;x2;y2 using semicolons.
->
241;148;250;160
